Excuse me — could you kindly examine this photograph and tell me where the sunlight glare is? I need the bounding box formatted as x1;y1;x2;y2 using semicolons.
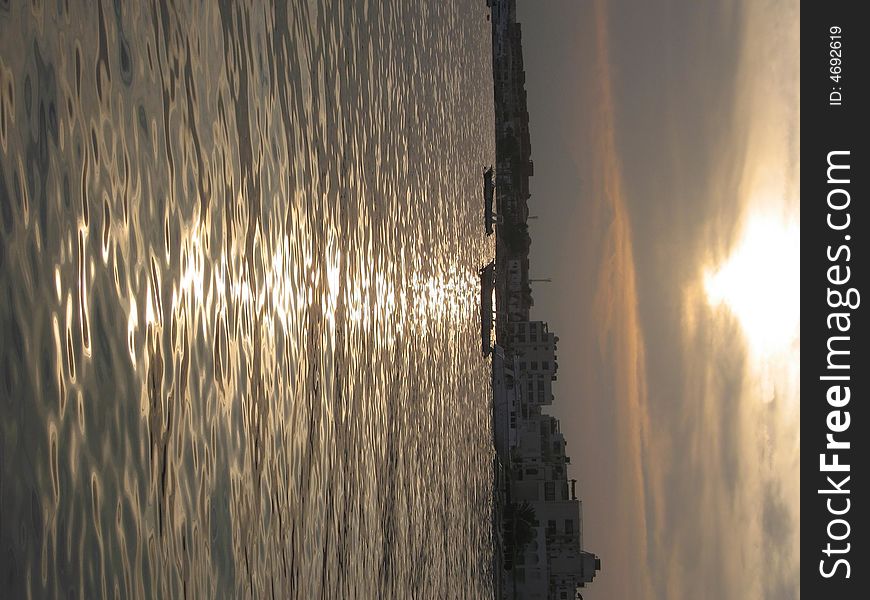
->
704;215;799;359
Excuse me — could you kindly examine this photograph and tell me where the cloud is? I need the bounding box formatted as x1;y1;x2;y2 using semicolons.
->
763;481;794;547
515;0;799;596
578;2;656;598
578;0;800;598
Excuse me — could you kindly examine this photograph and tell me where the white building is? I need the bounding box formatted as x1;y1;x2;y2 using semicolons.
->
510;321;559;406
507;396;601;598
492;346;522;462
500;319;600;598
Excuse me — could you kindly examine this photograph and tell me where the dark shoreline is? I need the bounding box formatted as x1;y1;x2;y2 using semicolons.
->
485;2;601;598
487;0;532;597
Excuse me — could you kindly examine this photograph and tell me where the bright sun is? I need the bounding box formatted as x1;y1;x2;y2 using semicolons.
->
704;215;800;359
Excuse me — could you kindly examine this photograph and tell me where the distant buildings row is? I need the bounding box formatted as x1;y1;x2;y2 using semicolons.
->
492;0;535;227
492;0;535;327
489;1;601;599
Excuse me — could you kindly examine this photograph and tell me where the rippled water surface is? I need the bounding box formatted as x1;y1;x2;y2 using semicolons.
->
0;1;496;597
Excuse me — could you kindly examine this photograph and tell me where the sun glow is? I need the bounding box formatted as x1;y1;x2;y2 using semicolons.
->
704;215;800;359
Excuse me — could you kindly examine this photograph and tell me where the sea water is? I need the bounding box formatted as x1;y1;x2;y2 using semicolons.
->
0;1;496;597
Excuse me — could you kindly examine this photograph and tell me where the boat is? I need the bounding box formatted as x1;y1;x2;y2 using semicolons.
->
480;260;495;355
484;166;496;235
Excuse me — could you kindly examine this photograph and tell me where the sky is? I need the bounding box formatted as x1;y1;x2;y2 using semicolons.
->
515;0;800;598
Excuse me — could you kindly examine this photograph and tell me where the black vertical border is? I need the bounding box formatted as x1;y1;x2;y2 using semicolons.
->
802;3;868;597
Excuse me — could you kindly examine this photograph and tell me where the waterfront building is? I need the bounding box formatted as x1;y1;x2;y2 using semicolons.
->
510;321;559;405
493;347;523;462
505;258;533;323
500;340;600;599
